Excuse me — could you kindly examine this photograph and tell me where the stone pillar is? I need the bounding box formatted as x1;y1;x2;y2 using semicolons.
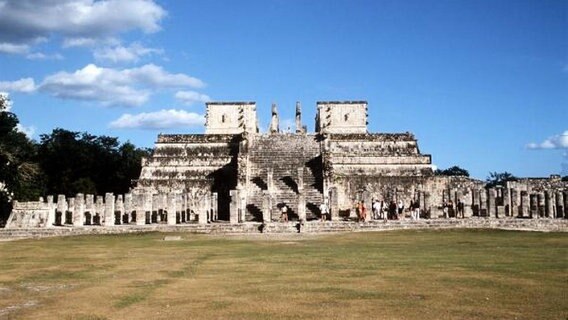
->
510;189;519;218
211;192;218;222
167;193;177;225
198;194;208;224
520;191;529;218
297;167;306;221
487;188;496;218
74;193;85;227
103;193;115;227
329;187;339;221
423;192;431;219
144;193;153;225
555;191;564;219
545;191;554;218
229;190;239;224
463;189;473;218
239;193;247;222
57;194;68;225
46;195;56;227
295;101;303;133
472;189;480;217
297;194;306;221
502;187;511;217
267;169;274;193
181;194;187;222
95;196;104;225
85;194;95;225
262;190;272;223
115;195;124;225
564;191;568;219
67;197;75;225
529;194;538;218
537;192;545;218
134;193;146;225
124;193;133;223
480;189;487;217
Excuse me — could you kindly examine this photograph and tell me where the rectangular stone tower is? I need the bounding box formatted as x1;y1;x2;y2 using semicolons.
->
205;102;258;134
316;101;368;134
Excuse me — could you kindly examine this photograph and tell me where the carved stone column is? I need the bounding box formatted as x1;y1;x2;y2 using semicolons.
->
124;193;133;223
520;191;529;218
262;190;272;223
85;194;95;225
556;191;564;219
229;190;239;224
487;188;496;218
74;193;85;227
529;194;538;218
167;193;177;225
545;191;555;218
115;195;124;224
297;167;306;221
57;194;68;225
103;193;115;227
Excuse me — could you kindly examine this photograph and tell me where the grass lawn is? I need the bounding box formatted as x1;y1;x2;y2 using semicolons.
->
0;229;566;319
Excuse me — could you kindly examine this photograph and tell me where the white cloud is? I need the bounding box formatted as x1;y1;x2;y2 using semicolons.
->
175;91;211;105
27;63;205;107
0;78;37;93
94;43;163;63
26;52;64;60
0;0;166;53
62;37;119;48
527;130;568;149
16;123;35;138
109;109;205;129
0;42;30;54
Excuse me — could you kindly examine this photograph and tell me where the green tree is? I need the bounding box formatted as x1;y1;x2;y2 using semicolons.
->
0;94;42;224
486;171;517;188
435;165;470;177
37;128;150;196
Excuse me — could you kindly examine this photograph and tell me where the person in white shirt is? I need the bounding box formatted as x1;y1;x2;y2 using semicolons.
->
319;202;329;221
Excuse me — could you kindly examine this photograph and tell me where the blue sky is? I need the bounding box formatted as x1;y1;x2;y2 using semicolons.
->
0;0;566;179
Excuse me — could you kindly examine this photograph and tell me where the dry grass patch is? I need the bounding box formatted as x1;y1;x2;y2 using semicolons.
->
0;229;565;319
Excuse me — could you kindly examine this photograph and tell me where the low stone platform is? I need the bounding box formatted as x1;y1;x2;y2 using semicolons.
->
0;218;566;241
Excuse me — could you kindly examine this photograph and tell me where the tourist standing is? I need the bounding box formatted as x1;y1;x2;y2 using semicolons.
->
457;200;465;219
372;199;379;220
397;199;405;219
281;204;288;222
389;200;397;220
381;200;388;221
413;199;420;220
319;201;329;221
359;201;367;222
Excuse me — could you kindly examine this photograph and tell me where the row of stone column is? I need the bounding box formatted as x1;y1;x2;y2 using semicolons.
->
43;192;218;227
438;187;567;219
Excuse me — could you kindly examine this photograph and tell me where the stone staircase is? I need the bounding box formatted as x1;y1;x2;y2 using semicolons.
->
245;134;323;221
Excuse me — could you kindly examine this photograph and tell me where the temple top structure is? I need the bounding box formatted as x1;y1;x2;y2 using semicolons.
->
204;100;368;135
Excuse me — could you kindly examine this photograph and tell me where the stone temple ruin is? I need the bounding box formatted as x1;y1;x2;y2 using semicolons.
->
6;101;568;229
